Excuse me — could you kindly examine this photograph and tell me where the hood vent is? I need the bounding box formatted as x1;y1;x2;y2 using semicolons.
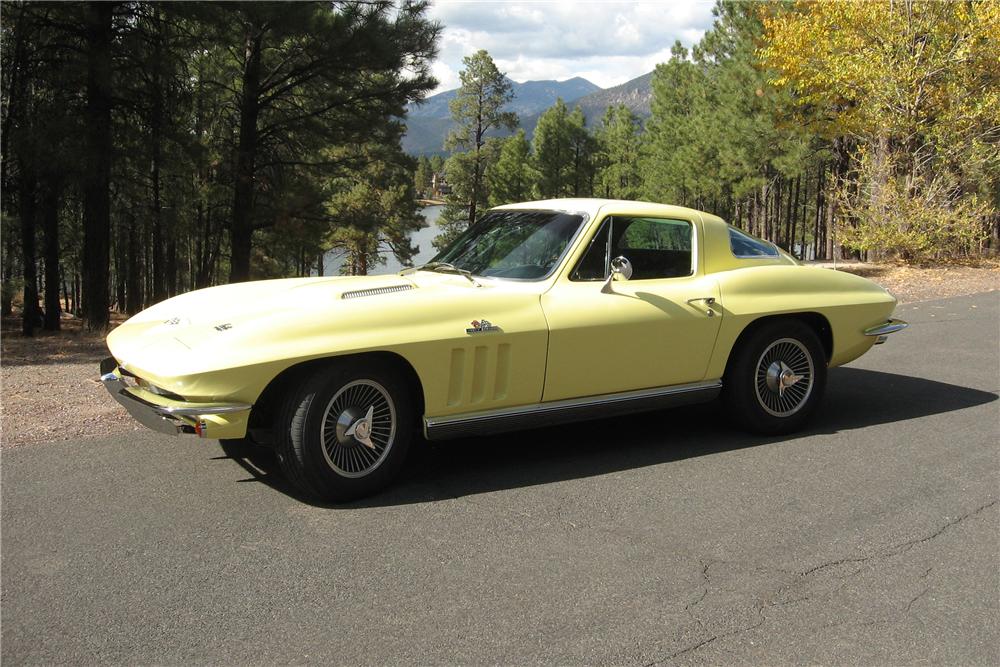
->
340;284;414;300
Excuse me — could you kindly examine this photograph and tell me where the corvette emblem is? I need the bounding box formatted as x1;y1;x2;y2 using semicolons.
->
466;319;501;334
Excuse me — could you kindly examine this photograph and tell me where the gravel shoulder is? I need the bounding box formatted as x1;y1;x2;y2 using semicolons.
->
1;263;997;448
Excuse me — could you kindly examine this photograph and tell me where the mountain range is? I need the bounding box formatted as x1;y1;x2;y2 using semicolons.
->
402;72;654;156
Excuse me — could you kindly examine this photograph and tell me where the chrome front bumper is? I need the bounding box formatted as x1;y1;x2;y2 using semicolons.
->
100;360;251;437
864;318;909;344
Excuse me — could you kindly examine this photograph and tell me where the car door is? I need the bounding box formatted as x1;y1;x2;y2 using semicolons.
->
540;214;722;402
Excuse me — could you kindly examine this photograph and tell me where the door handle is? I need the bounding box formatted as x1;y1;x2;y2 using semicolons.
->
687;297;716;316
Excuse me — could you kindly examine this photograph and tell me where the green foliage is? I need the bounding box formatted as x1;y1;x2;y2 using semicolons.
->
325;141;425;275
437;49;517;244
437;145;499;249
487;130;536;206
429;154;445;174
445;50;518;154
836;149;990;261
532;98;573;198
762;0;999;259
642;42;708;205
644;6;812;215
414;156;433;198
566;106;597;198
595;105;643;200
1;1;441;323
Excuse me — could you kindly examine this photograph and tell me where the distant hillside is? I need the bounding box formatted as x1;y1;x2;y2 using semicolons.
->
407;76;599;119
519;71;655;135
402;76;599;155
569;71;654;123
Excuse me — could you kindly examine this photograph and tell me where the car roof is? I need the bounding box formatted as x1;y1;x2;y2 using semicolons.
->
491;198;723;224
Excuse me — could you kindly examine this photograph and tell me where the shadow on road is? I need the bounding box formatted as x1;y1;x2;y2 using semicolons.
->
218;367;997;508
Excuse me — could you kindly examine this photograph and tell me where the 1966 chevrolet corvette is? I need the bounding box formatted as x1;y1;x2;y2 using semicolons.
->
101;199;906;500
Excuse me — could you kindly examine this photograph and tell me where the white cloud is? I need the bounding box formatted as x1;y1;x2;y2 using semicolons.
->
426;0;716;92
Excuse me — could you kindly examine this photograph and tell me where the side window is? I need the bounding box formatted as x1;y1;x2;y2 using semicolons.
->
614;217;693;279
571;220;610;281
729;226;778;258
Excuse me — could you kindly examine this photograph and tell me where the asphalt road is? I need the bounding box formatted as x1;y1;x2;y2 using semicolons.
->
3;292;998;665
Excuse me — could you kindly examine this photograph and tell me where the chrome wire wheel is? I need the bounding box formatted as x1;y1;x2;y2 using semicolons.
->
319;379;397;478
754;337;815;417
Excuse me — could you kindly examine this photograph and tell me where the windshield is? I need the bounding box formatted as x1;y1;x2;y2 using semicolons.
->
430;209;586;280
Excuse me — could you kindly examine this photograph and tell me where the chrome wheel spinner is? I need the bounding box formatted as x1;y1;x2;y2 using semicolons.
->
321;380;396;478
754;338;814;417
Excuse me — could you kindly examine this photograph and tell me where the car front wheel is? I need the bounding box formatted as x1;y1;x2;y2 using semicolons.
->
275;359;414;502
723;319;827;435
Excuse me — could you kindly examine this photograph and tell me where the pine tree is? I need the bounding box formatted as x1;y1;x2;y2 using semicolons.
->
326;139;425;275
567;106;596;197
437;49;517;246
414;156;432;198
596;105;643;200
532;98;572;198
487;130;535;206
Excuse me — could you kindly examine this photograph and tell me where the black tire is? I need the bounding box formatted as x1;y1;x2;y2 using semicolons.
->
723;319;827;435
275;359;415;502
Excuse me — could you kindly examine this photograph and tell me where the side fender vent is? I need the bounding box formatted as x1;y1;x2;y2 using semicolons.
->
340;284;414;300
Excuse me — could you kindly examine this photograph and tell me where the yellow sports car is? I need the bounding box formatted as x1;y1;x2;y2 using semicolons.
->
101;199;906;500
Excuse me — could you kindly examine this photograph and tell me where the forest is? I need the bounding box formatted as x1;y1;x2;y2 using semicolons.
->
1;1;438;333
2;1;997;336
430;1;998;265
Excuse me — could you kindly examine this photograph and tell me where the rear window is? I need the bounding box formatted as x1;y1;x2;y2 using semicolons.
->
729;226;778;258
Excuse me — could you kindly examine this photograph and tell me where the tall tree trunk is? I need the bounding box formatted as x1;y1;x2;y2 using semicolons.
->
150;84;164;300
115;212;126;311
828;137;849;261
125;212;143;314
63;275;70;315
793;174;803;259
2;223;15;316
469;117;483;226
19;166;39;336
82;1;114;331
165;231;177;297
230;28;263;283
41;175;62;331
785;176;795;252
814;164;826;260
196;206;214;288
1;2;30;205
772;176;781;245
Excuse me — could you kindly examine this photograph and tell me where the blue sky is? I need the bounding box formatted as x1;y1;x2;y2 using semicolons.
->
426;0;717;93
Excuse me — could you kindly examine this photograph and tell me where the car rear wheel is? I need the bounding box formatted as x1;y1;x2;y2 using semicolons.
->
723;319;827;435
275;359;414;502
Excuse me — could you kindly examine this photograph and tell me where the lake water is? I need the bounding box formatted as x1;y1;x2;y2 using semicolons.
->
320;205;444;276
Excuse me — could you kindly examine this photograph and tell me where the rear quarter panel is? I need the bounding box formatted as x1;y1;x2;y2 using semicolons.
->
705;265;898;379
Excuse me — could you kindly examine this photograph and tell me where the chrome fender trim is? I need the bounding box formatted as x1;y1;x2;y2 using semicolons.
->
423;380;722;441
864;318;909;344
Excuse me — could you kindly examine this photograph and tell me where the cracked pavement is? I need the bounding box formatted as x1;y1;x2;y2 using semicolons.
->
3;291;998;664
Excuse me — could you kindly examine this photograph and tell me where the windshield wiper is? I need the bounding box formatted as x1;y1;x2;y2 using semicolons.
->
400;261;481;287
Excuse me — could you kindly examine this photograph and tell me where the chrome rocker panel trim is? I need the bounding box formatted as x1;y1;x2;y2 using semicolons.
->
864;318;909;344
423;380;723;441
100;371;251;436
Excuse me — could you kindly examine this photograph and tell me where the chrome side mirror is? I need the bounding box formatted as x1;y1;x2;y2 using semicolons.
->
611;256;633;280
601;256;633;293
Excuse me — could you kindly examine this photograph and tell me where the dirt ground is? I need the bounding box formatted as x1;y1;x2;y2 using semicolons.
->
1;314;142;448
810;259;1000;304
2;262;997;448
